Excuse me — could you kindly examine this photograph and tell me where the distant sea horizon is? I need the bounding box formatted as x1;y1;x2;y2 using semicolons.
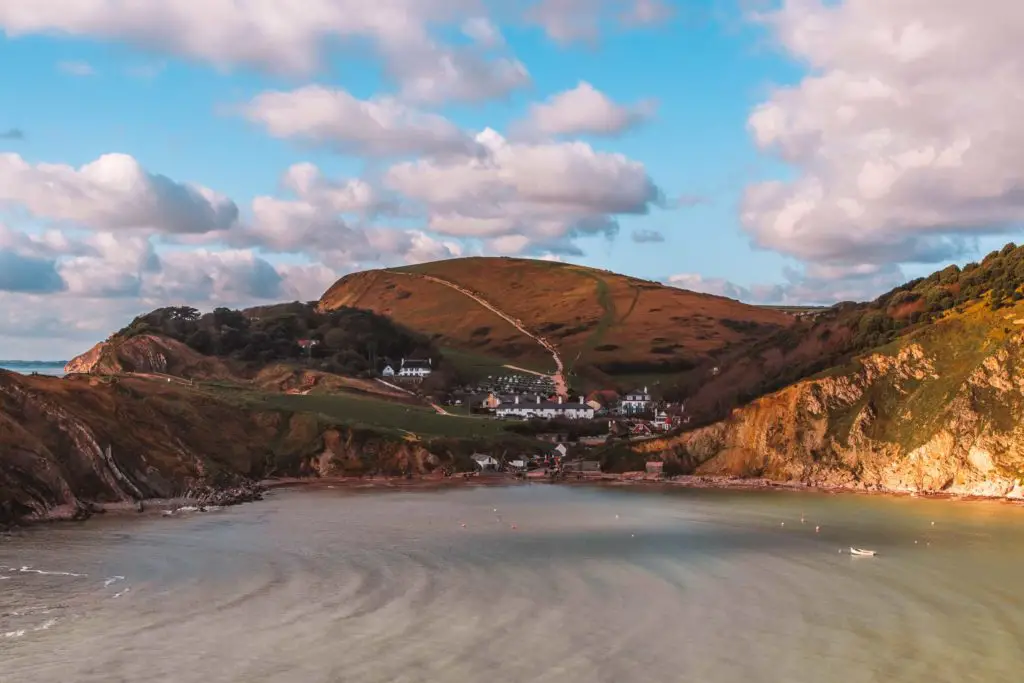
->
0;360;67;376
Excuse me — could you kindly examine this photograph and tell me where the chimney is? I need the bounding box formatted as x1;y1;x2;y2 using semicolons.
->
515;396;520;404
536;396;541;404
401;358;405;367
643;385;648;394
579;396;584;404
558;396;563;404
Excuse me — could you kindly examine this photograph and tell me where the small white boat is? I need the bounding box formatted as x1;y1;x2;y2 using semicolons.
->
850;547;877;556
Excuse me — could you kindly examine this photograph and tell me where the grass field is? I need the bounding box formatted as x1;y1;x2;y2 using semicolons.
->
199;381;510;438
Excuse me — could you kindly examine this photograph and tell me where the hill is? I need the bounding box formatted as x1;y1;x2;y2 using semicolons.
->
319;257;797;391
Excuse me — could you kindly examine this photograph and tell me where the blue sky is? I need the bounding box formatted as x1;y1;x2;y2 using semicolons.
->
1;0;1021;358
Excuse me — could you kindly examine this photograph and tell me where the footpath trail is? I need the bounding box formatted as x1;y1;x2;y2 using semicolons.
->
376;378;452;416
393;272;568;398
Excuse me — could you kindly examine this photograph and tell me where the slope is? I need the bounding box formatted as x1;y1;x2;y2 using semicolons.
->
638;300;1024;496
319;257;796;392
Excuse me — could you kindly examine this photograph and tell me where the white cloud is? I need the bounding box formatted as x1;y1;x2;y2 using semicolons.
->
57;60;95;76
515;81;656;138
666;273;755;301
527;0;674;41
1;2;536;103
392;41;530;104
666;261;906;306
462;17;504;47
386;127;663;253
0;152;239;234
742;0;1024;270
241;86;480;157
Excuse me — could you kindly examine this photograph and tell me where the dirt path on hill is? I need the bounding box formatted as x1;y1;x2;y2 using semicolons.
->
393;272;568;397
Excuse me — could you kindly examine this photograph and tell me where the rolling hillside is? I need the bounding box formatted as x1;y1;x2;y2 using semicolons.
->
319;257;796;390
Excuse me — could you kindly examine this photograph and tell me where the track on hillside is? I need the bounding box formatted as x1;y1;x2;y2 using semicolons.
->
391;272;568;398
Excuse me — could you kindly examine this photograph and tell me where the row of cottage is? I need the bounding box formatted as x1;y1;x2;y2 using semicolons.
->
486;386;660;421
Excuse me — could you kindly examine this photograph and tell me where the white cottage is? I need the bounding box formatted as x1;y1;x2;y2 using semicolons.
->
495;396;595;421
397;358;432;378
619;386;652;415
381;365;396;377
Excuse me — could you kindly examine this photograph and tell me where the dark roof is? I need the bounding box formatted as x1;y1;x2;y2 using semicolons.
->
625;388;651;397
402;359;431;368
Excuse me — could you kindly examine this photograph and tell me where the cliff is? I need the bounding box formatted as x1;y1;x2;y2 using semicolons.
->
0;371;464;525
65;333;234;379
640;305;1024;498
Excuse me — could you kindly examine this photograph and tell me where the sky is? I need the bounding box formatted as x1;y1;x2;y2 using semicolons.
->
1;0;1022;359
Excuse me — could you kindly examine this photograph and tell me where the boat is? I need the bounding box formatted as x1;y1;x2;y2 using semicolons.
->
850;547;877;556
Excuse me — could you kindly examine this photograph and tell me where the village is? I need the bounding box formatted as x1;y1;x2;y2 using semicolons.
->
379;357;688;439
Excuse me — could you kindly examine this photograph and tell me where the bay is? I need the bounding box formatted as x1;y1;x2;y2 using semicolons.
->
2;485;1022;683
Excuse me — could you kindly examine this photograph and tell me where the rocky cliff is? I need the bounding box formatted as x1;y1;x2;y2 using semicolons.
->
65;334;234;379
640;306;1024;498
0;371;458;525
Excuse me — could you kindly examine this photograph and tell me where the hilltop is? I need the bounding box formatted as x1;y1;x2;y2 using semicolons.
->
319;257;796;393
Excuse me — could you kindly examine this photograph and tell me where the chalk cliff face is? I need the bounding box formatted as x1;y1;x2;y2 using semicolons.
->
0;372;449;524
641;315;1024;498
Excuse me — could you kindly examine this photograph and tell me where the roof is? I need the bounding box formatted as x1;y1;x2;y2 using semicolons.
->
624;388;651;398
497;402;594;411
402;358;431;368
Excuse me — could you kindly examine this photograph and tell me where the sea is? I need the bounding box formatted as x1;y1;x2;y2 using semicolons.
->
0;361;66;377
1;485;1022;683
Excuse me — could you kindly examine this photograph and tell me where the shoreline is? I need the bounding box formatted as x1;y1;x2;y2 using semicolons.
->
263;472;1024;505
10;472;1022;528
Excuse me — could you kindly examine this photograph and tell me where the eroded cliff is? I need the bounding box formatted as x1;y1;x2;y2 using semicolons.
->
0;372;461;524
641;308;1024;498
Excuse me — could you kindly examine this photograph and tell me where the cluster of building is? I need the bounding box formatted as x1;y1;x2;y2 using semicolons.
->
380;363;683;431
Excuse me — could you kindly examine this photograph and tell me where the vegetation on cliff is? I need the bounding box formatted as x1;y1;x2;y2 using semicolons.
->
637;293;1024;497
115;302;436;378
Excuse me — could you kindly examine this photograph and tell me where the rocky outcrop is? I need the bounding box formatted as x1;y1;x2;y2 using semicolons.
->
640;334;1024;498
64;334;233;380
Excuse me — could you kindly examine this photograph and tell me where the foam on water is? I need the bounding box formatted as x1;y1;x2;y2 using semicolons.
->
1;486;1023;683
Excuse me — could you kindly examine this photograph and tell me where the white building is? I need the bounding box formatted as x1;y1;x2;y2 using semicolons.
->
397;358;432;378
381;365;396;377
620;386;653;415
472;454;500;471
495;396;595;420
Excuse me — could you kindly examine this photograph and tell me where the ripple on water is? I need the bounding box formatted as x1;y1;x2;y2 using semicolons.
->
1;487;1024;683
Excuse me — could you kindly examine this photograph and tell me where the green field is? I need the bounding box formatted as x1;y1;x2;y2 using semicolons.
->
200;381;509;438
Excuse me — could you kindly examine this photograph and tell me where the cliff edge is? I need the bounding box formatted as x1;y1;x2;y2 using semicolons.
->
640;306;1024;498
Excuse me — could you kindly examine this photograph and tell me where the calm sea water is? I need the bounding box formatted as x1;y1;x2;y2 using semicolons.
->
2;485;1022;683
0;361;65;376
